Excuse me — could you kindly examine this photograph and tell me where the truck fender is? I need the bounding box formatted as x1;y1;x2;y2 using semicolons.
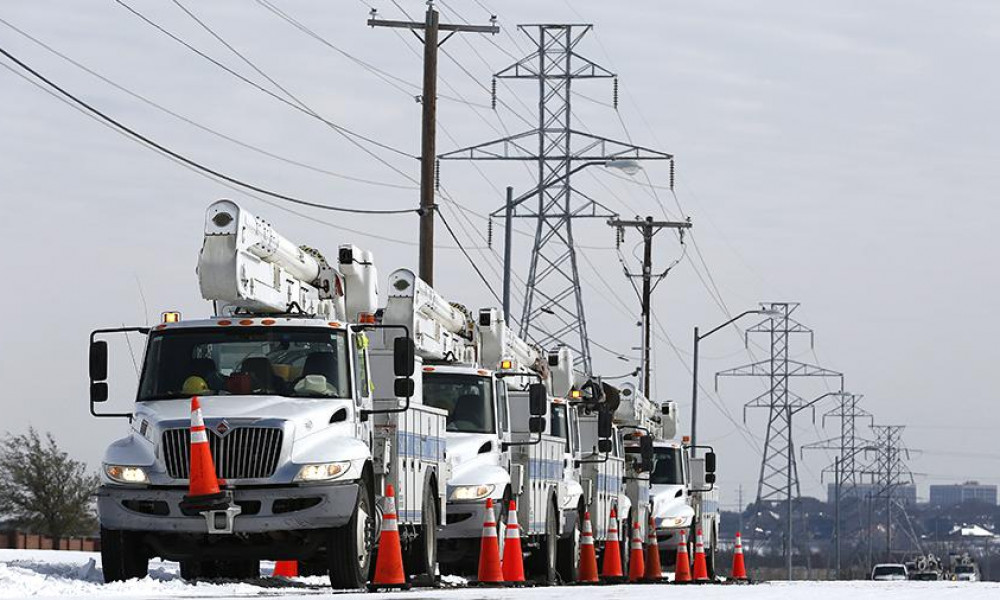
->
103;433;155;468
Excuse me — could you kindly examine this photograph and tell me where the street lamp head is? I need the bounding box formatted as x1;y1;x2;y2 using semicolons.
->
605;159;642;176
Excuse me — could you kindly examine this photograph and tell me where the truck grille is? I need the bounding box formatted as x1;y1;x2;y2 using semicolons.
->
162;427;283;480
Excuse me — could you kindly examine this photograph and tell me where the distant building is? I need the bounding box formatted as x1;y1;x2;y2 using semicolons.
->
827;482;917;505
929;482;997;506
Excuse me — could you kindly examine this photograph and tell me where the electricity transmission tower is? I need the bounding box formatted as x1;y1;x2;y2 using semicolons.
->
864;425;912;561
438;24;673;374
715;302;843;579
801;392;874;578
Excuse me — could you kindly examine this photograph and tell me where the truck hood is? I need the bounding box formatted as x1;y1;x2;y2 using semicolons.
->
445;432;508;493
134;395;353;432
651;483;694;523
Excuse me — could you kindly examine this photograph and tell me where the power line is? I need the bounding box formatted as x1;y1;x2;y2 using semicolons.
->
436;209;502;305
0;44;416;216
113;0;419;182
0;16;417;191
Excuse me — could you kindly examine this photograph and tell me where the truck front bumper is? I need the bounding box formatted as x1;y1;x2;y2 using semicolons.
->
439;500;490;540
98;482;359;534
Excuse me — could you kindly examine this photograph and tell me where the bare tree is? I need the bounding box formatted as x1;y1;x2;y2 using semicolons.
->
0;428;98;547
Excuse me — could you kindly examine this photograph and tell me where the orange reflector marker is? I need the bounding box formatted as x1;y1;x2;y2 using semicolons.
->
154;324;167;330
682;435;691;444
217;320;232;327
477;369;488;376
423;367;436;372
261;319;276;326
358;313;377;324
238;319;254;326
328;322;341;328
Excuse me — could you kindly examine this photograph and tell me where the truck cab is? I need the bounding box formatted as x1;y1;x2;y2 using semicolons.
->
91;201;442;589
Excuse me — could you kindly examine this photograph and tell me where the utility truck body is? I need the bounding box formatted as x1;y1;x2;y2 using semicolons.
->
91;200;442;588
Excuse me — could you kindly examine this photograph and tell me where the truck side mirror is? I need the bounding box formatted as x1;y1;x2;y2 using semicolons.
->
598;438;613;453
90;382;109;404
529;416;546;433
597;409;612;439
394;377;414;398
90;340;108;382
640;435;654;472
394;337;415;377
706;472;716;484
528;383;546;417
705;451;717;473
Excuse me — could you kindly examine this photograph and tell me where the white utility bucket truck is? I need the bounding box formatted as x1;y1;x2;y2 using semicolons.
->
90;200;444;589
630;381;717;572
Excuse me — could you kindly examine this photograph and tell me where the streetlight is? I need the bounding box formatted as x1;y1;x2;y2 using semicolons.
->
689;308;780;453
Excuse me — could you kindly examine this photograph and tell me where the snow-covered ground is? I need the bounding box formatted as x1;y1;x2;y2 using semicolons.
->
1;550;996;599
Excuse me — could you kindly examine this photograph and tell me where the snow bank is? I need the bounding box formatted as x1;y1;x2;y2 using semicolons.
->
2;549;999;599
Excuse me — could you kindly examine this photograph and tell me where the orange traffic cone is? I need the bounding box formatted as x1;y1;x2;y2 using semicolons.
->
674;530;692;584
368;484;408;590
577;511;599;583
181;397;227;510
628;521;645;582
272;561;298;577
730;531;748;582
501;500;525;583
477;498;503;584
692;528;710;583
643;515;662;582
600;507;624;581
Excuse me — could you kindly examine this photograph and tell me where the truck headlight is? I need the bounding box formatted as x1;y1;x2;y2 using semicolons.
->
294;461;351;482
656;515;691;528
450;484;495;501
105;465;149;484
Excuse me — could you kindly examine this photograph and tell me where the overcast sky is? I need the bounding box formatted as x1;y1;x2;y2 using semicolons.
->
2;0;999;505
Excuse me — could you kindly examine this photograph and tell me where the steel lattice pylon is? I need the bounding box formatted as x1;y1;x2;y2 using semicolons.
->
716;302;842;572
438;24;672;374
803;393;874;499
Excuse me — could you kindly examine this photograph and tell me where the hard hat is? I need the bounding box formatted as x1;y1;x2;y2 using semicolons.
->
182;375;209;395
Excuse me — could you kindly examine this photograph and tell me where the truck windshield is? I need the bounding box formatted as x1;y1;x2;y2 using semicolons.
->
650;447;684;485
423;373;495;434
873;565;906;577
138;328;351;401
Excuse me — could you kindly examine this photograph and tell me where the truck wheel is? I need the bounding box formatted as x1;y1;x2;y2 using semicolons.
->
100;527;148;582
405;480;438;580
556;507;580;582
529;500;558;584
328;481;375;589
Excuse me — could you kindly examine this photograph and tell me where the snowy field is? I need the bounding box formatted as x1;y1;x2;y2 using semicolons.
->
1;550;995;599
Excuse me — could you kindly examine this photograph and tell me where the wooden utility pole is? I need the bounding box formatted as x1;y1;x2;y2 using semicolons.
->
368;3;498;286
607;216;691;395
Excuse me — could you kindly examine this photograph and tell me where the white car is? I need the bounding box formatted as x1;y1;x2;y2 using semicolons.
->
954;564;979;582
871;563;908;581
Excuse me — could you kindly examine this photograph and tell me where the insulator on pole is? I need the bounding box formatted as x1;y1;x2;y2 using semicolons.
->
491;77;497;110
613;77;619;110
669;159;675;191
487;218;494;248
435;158;441;190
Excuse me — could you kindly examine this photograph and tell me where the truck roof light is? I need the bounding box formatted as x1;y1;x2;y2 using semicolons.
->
238;319;254;326
500;359;513;370
328;321;342;328
161;311;181;324
423;366;436;372
477;369;488;376
261;319;276;326
217;319;232;326
682;435;691;443
357;312;376;324
570;389;582;399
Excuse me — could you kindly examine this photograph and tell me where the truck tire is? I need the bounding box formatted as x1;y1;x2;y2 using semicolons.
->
328;480;375;589
100;527;148;582
181;559;259;581
404;479;438;581
556;507;581;582
529;499;559;584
